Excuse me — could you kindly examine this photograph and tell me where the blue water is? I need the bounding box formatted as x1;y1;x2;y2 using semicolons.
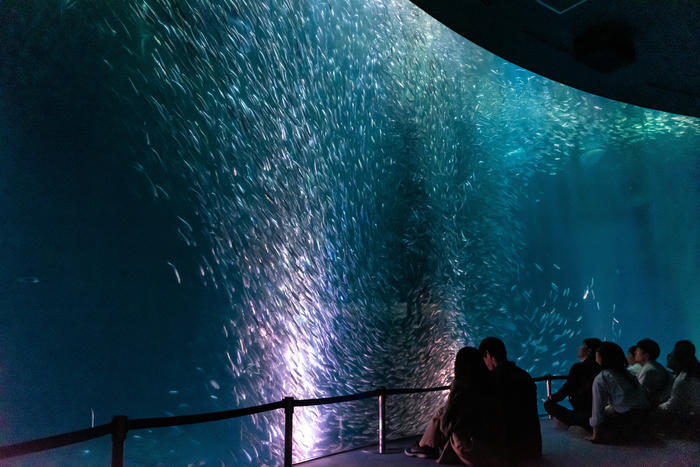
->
1;0;698;464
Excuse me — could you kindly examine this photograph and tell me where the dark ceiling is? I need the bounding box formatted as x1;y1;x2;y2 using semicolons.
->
409;0;700;117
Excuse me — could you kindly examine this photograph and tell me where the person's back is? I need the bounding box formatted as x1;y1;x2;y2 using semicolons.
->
659;371;700;413
568;358;601;413
656;340;700;438
592;368;649;421
590;342;651;444
492;361;542;461
639;360;672;403
480;337;541;462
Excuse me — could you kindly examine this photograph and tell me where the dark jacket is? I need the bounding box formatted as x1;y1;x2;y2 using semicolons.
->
491;362;542;462
553;357;601;415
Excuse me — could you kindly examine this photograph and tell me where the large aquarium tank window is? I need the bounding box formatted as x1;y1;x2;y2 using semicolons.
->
1;0;697;465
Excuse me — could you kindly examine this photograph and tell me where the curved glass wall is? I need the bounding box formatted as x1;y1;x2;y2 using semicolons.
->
1;0;698;464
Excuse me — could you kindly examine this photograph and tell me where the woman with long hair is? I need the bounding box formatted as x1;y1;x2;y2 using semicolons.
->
589;342;650;444
405;346;500;464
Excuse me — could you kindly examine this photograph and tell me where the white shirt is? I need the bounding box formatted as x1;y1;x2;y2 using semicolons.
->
627;363;642;377
658;372;700;414
590;369;649;428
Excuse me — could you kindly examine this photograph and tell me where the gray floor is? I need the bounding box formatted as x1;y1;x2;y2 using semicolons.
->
299;419;700;466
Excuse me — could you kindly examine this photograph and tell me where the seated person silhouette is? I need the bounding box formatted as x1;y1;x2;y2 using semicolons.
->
655;340;700;438
635;338;673;405
544;338;601;430
479;337;542;463
405;346;500;464
589;342;650;444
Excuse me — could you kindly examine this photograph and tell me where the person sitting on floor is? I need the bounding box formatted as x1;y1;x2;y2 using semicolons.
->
635;338;673;405
589;342;650;444
479;337;542;462
627;345;642;377
405;346;500;464
654;340;700;438
544;337;601;430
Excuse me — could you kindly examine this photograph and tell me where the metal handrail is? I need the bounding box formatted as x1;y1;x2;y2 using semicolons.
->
0;374;566;466
386;385;450;395
294;389;381;407
128;400;286;429
0;423;113;460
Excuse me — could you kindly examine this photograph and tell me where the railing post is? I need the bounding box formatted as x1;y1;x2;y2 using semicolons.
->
545;375;553;419
283;397;294;467
378;387;386;454
111;416;128;467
